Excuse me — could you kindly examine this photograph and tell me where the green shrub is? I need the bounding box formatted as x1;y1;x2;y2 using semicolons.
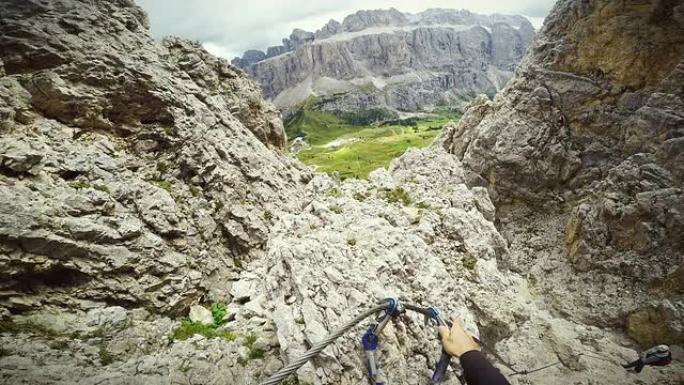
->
382;187;411;205
415;201;431;210
210;304;227;326
329;205;343;214
347;238;357;246
171;319;236;341
264;210;273;220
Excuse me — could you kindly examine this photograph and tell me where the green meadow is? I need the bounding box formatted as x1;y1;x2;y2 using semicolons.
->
285;102;460;179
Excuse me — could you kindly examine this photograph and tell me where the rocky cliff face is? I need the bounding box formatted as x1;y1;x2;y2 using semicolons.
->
0;1;682;385
441;0;684;358
233;8;535;112
0;1;312;381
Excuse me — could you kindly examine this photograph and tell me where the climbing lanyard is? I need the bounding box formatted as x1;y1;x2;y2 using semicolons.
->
360;299;454;385
258;298;674;385
259;297;455;385
361;297;398;385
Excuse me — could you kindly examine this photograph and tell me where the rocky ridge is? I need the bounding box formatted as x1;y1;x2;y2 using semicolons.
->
0;1;683;385
233;8;535;113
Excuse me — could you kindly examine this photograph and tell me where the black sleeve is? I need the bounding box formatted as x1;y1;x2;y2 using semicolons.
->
460;351;510;385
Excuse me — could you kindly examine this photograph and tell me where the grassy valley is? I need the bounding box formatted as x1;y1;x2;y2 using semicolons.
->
285;99;460;179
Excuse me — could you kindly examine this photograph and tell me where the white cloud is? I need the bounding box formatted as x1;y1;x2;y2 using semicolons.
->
136;0;557;60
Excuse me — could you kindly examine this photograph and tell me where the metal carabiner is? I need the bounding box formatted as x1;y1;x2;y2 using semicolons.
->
424;306;452;384
362;297;400;385
375;297;399;332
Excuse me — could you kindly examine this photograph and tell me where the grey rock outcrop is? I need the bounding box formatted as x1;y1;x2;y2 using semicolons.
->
233;8;535;112
314;19;343;39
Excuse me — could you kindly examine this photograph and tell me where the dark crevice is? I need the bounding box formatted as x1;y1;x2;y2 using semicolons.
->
0;165;24;178
58;169;83;180
11;265;91;293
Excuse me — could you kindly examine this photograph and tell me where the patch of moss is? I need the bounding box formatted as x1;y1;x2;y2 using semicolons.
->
280;376;300;385
156;160;170;174
99;343;114;366
248;347;265;359
326;187;342;198
171;319;236;341
244;332;265;360
189;185;202;197
353;192;368;201
69;180;91;190
329;205;343;214
347;238;357;246
48;339;70;350
382;187;411;205
153;180;174;193
92;184;110;193
90;327;106;338
415;201;431;210
462;255;477;271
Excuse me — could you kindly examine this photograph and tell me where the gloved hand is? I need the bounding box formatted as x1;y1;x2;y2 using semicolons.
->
438;317;480;357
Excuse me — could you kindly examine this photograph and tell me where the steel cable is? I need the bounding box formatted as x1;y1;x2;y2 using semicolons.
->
259;303;389;385
259;301;620;384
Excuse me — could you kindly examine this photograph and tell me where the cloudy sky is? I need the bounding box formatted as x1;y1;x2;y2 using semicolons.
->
136;0;557;60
